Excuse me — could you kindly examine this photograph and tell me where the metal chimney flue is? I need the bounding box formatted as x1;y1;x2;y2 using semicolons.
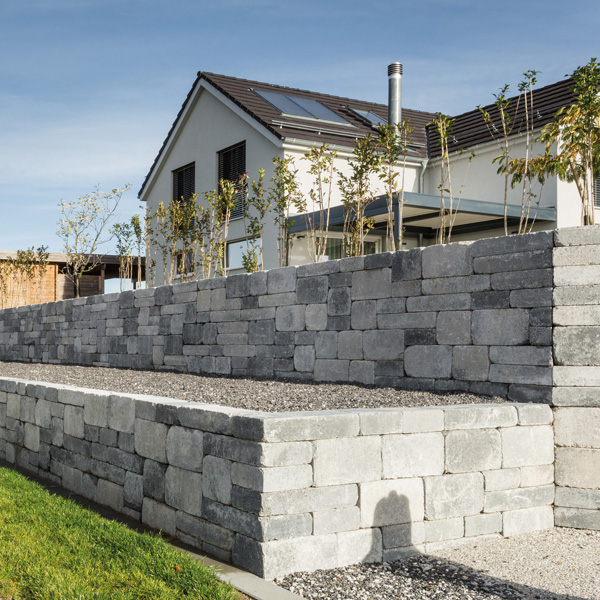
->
388;62;402;127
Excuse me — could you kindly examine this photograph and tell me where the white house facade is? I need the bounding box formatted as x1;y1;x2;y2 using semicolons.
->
139;66;592;284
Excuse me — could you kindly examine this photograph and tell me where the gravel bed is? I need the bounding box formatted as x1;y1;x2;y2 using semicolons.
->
0;361;505;412
277;528;600;599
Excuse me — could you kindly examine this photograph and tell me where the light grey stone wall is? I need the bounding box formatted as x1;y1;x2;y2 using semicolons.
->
0;231;555;400
553;226;600;532
0;378;555;579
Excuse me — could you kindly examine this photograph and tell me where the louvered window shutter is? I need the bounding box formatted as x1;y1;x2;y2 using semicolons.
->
217;142;246;219
594;176;600;209
172;163;195;203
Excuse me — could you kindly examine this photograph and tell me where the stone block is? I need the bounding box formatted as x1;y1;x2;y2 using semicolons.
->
267;266;297;294
378;312;436;329
313;507;361;534
327;287;351;316
403;408;444;433
555;226;600;247
444;405;517;430
248;320;276;345
490;346;552;366
202;455;232;504
407;294;470;313
108;395;135;433
422;242;472;278
259;441;313;467
554;366;600;386
552;386;600;407
359;409;403;435
424;473;484;520
97;479;124;512
259;292;297;308
142;498;177;536
231;463;313;492
275;305;305;331
84;393;110;428
472;290;510;309
305;304;328;331
246;484;358;517
382;432;444;478
510;288;553;308
260;513;313;542
134;419;168;463
382;521;425;549
124;472;143;510
472;230;553;256
484;468;521;491
294;346;316;372
423;517;464;543
337;330;363;360
465;513;502;537
360;478;424;527
351;300;377;330
376;297;406;314
502;426;554;467
452;346;489;381
471;309;529;345
554;486;600;509
391;280;422;297
555;507;600;530
391;248;422;281
422;274;490;295
555;447;600;489
436;311;471;345
165;466;202;516
362;330;404;361
474;249;552;274
502;505;554;536
314;359;349;382
166;426;203;471
352;269;391;300
446;429;501;473
553;305;600;326
485;484;554;512
34;399;51;428
555;264;600;286
404;329;436;345
554;283;600;306
313;437;381;485
404;346;452;379
327;315;350;331
64;406;85;439
489;365;552;385
349;360;375;385
296;276;328;304
520;464;554;487
337;529;382;568
555;407;600;448
554;326;600;366
24;423;39;452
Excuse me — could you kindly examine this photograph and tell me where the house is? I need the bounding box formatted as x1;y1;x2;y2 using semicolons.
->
138;65;591;283
0;252;144;309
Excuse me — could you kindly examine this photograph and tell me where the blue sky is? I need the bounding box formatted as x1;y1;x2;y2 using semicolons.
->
1;0;598;257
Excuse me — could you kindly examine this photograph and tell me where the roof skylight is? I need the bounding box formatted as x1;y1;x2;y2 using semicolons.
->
253;89;349;124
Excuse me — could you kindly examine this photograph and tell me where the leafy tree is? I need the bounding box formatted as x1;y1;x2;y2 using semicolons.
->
302;145;337;262
338;136;380;257
241;169;270;273
57;185;129;297
269;156;305;267
536;58;600;225
376;121;414;250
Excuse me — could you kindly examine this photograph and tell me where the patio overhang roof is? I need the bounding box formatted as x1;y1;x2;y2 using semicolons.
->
287;192;556;239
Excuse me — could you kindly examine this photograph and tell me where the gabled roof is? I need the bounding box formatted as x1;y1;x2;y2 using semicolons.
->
138;71;435;199
427;78;576;157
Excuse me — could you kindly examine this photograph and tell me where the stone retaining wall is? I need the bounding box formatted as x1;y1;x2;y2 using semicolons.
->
552;228;600;531
0;230;555;401
0;378;555;579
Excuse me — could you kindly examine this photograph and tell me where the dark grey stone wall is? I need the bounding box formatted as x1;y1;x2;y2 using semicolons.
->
0;230;555;401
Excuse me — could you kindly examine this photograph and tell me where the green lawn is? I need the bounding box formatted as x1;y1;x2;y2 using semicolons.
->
0;467;242;600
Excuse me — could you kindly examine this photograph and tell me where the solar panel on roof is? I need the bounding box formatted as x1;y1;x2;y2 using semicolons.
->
253;89;349;124
350;107;388;125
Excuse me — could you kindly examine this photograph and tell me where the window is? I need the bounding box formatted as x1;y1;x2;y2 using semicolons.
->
172;163;195;203
176;251;194;276
226;239;251;271
594;176;600;209
253;89;349;124
218;141;246;219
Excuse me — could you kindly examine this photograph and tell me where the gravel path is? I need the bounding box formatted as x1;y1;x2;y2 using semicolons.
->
0;361;505;412
277;528;600;600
